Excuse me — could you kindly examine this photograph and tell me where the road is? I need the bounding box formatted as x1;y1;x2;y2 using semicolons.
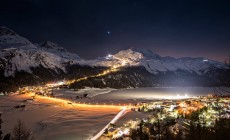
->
90;106;128;140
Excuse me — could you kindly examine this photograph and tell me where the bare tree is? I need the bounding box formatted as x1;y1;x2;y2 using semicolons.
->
11;120;33;140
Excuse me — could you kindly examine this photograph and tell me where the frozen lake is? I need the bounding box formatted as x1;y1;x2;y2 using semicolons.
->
54;87;214;104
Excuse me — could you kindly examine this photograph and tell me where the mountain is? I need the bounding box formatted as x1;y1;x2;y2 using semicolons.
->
0;27;97;91
0;26;35;49
69;49;226;89
0;27;82;77
0;27;227;92
95;48;224;75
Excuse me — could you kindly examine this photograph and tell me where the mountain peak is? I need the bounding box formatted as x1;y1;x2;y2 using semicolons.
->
39;41;67;52
130;48;161;59
0;26;16;36
0;27;35;49
109;48;162;64
114;48;144;61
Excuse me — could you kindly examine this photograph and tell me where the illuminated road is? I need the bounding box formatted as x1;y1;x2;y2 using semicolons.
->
34;94;124;109
67;66;120;85
35;93;128;140
90;106;128;140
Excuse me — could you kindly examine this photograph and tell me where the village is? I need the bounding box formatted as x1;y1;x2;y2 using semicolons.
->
99;95;230;140
6;84;230;140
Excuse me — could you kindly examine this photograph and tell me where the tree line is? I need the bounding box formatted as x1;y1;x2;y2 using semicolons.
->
0;113;33;140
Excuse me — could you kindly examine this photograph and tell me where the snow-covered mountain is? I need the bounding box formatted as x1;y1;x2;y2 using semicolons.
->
0;27;81;77
0;27;36;49
96;48;224;75
0;26;224;77
0;27;227;91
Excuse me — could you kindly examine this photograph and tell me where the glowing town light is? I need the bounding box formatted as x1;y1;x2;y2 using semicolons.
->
105;54;113;59
203;59;208;62
185;94;188;98
121;61;127;66
46;81;66;87
58;81;64;85
123;129;129;135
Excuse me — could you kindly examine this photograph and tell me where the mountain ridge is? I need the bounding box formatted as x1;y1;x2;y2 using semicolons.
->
0;27;227;91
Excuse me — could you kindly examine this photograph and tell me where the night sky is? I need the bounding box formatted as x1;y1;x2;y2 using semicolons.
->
1;0;230;61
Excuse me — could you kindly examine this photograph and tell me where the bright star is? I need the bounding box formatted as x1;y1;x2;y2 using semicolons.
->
107;31;111;34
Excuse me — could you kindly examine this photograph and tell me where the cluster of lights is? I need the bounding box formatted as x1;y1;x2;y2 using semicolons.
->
67;63;121;85
105;54;113;60
66;53;132;85
178;100;204;115
167;94;189;99
35;94;126;109
46;81;65;87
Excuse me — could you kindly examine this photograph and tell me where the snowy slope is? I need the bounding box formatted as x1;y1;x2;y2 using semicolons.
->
0;27;81;77
0;27;227;91
96;48;224;75
0;27;36;49
0;26;224;78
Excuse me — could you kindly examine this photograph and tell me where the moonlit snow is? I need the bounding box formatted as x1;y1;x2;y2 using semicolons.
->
0;87;214;140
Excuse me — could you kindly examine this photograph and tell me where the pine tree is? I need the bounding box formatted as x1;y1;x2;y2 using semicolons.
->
3;133;11;140
186;121;196;140
164;128;175;140
139;120;144;140
0;113;2;140
11;120;33;140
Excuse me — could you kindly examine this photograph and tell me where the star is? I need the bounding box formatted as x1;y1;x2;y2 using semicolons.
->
107;30;111;35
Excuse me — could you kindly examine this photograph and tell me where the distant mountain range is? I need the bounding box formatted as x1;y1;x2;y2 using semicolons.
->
0;27;227;92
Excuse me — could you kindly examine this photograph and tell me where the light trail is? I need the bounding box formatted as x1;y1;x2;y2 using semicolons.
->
67;66;120;85
46;57;129;87
90;106;128;140
32;92;130;140
33;93;124;109
19;63;126;109
16;61;130;140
